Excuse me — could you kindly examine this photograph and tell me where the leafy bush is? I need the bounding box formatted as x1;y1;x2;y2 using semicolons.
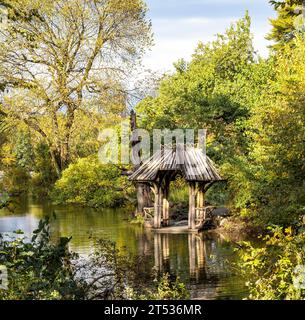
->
52;156;133;208
154;273;189;300
127;273;190;300
0;166;30;195
236;223;305;300
130;214;145;225
0;192;11;209
0;217;84;300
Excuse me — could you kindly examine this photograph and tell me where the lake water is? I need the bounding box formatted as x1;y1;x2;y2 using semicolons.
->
0;196;248;300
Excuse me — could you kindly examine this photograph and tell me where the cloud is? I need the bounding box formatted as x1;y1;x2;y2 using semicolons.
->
142;17;231;71
141;1;277;72
143;15;272;72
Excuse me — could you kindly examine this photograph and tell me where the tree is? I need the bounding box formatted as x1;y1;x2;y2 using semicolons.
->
52;155;133;207
237;224;305;300
267;0;305;50
136;14;258;163
14;129;34;170
0;0;152;176
242;36;305;225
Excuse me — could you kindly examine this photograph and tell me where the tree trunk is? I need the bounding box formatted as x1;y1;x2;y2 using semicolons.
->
49;147;62;178
60;107;75;170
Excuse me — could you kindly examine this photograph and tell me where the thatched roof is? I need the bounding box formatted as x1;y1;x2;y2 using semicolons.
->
129;146;223;182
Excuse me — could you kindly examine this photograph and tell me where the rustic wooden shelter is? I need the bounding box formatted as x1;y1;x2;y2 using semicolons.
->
129;145;223;230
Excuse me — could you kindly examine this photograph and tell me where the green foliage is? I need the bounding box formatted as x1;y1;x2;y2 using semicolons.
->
127;273;190;300
240;36;305;225
136;14;273;176
206;182;230;206
137;14;255;152
31;142;57;197
52;156;133;208
136;12;303;228
169;178;188;206
267;0;305;50
155;273;190;300
0;128;33;195
0;191;10;209
13;129;34;170
237;223;305;299
0;166;30;195
0;217;84;300
130;214;145;225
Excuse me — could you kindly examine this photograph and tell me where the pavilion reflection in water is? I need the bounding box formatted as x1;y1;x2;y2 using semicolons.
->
152;232;215;282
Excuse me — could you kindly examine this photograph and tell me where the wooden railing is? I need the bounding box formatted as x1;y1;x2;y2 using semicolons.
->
143;207;154;221
195;206;215;227
144;205;215;228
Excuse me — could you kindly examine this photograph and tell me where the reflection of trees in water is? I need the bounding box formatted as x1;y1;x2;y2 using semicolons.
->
150;232;239;299
188;233;207;281
151;233;213;281
149;231;247;299
19;199;143;255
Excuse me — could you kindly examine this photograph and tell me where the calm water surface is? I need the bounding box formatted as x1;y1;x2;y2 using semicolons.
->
0;196;248;300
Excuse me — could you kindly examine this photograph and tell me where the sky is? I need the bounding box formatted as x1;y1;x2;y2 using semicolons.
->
142;0;276;72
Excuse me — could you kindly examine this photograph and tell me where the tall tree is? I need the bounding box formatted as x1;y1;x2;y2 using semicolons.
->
136;14;257;162
0;0;152;175
243;36;305;224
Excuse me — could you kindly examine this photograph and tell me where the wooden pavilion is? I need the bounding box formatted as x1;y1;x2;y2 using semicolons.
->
129;145;223;231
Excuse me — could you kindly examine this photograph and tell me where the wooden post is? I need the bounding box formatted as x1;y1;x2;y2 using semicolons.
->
195;190;201;225
154;185;160;228
162;197;169;227
188;233;196;278
154;233;162;272
202;184;206;221
159;186;163;227
162;180;170;227
153;181;163;229
188;182;196;230
198;183;205;221
162;234;170;262
197;235;205;270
